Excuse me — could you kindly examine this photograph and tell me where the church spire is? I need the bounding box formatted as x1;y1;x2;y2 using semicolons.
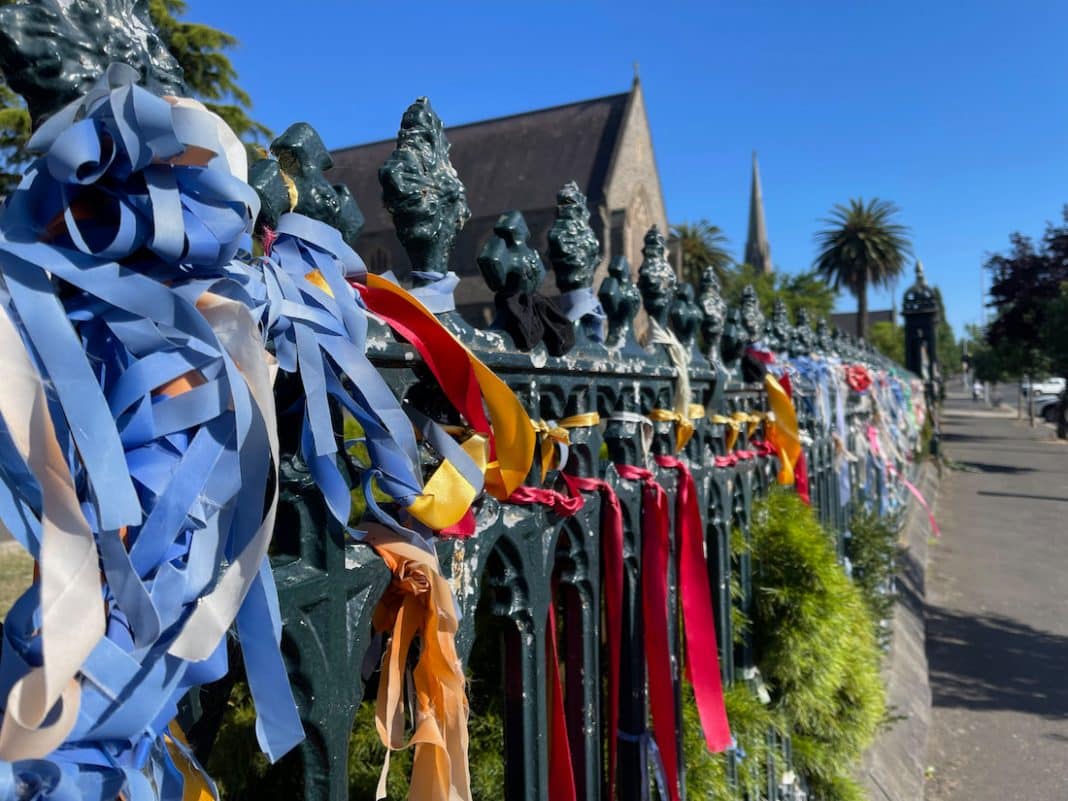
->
745;151;772;274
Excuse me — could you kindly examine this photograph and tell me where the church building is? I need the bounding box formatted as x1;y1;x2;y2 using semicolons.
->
330;75;671;323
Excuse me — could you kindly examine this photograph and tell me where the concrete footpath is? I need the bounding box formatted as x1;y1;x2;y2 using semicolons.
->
925;391;1068;801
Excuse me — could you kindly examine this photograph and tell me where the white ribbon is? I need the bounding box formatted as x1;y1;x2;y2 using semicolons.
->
0;303;104;760
168;293;280;661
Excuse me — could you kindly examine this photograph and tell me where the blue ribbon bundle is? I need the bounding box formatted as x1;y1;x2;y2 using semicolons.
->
248;212;427;528
0;65;301;799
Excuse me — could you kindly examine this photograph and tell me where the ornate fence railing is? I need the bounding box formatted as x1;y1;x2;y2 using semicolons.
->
174;100;920;801
0;7;925;800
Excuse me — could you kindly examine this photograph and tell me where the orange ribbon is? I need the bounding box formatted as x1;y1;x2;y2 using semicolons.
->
764;374;801;485
363;523;471;801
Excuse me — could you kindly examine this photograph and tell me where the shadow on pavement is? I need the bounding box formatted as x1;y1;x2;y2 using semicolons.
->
956;461;1035;475
927;605;1068;719
977;490;1068;504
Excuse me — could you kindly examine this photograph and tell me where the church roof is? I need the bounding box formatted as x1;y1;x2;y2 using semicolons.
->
329;91;631;234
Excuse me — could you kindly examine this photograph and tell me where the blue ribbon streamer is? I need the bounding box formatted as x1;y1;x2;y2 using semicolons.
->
0;65;299;799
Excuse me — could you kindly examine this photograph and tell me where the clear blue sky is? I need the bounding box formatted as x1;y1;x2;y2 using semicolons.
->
186;0;1068;338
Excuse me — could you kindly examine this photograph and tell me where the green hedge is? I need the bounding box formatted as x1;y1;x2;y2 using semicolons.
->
747;489;887;801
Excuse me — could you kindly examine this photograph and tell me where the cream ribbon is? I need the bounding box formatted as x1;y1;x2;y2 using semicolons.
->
0;302;102;760
168;293;280;661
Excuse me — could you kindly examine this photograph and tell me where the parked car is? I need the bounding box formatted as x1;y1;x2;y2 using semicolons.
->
1021;376;1066;397
1033;393;1062;423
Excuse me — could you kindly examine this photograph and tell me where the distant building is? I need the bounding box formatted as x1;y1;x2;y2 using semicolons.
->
744;152;773;274
330;76;670;323
831;309;895;334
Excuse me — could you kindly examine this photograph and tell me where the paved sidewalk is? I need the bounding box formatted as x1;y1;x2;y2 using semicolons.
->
925;391;1068;801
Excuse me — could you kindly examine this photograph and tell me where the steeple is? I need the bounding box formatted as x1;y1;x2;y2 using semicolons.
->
744;151;772;274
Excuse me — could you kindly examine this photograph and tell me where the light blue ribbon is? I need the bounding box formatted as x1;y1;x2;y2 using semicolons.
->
557;286;607;342
409;270;460;313
0;65;299;798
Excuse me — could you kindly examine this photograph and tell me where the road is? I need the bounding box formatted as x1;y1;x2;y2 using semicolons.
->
925;390;1068;800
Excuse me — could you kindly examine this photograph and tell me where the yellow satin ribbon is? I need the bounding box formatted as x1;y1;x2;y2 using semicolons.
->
764;374;801;485
165;722;216;801
734;411;763;440
649;407;696;453
558;412;601;429
533;420;570;482
366;274;536;502
407;432;489;531
708;413;746;451
364;523;471;801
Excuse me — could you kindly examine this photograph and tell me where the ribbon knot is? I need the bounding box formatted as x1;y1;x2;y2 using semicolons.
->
495;288;576;356
4;63;258;271
363;524;471;801
532;420;571;480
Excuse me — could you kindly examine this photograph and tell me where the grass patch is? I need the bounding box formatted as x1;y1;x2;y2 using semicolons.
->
0;544;34;618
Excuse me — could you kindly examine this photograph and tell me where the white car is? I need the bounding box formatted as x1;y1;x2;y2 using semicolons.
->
1021;377;1066;397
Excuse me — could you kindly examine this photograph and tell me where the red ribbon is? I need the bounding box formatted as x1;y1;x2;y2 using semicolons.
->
794;449;811;505
506;485;584;517
654;456;732;753
547;600;578;801
506;479;584;801
355;281;490;432
846;364;873;393
614;464;682;801
564;474;624;800
713;449;757;468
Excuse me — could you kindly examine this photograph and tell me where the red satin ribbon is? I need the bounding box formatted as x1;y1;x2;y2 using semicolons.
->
749;439;776;458
563;474;624;800
354;282;489;432
654;456;732;753
794;449;811;505
507;485;584;517
846;364;873;392
506;479;583;801
547;600;578;801
713;449;756;468
614;463;682;801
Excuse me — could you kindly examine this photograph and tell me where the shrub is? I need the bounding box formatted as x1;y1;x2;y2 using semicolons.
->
748;489;886;801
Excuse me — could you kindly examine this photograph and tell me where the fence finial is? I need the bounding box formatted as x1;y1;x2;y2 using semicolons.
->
0;0;184;125
638;225;676;328
599;256;640;350
379;97;470;278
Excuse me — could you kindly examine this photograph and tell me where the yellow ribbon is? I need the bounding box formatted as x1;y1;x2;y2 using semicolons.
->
532;420;571;481
166;723;216;801
649;408;695;453
558;412;601;429
733;411;763;440
407;432;489;531
709;413;743;451
764;374;801;485
364;523;471;801
280;170;300;212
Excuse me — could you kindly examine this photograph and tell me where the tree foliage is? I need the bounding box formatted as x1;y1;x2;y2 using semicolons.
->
984;209;1068;375
672;219;733;285
813;198;912;338
722;262;836;323
868;321;904;364
0;0;267;196
147;0;269;141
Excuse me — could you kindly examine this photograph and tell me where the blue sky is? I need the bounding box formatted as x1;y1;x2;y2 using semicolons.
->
186;0;1068;338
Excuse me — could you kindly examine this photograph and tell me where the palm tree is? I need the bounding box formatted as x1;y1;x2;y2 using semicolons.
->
672;220;733;286
813;198;912;339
